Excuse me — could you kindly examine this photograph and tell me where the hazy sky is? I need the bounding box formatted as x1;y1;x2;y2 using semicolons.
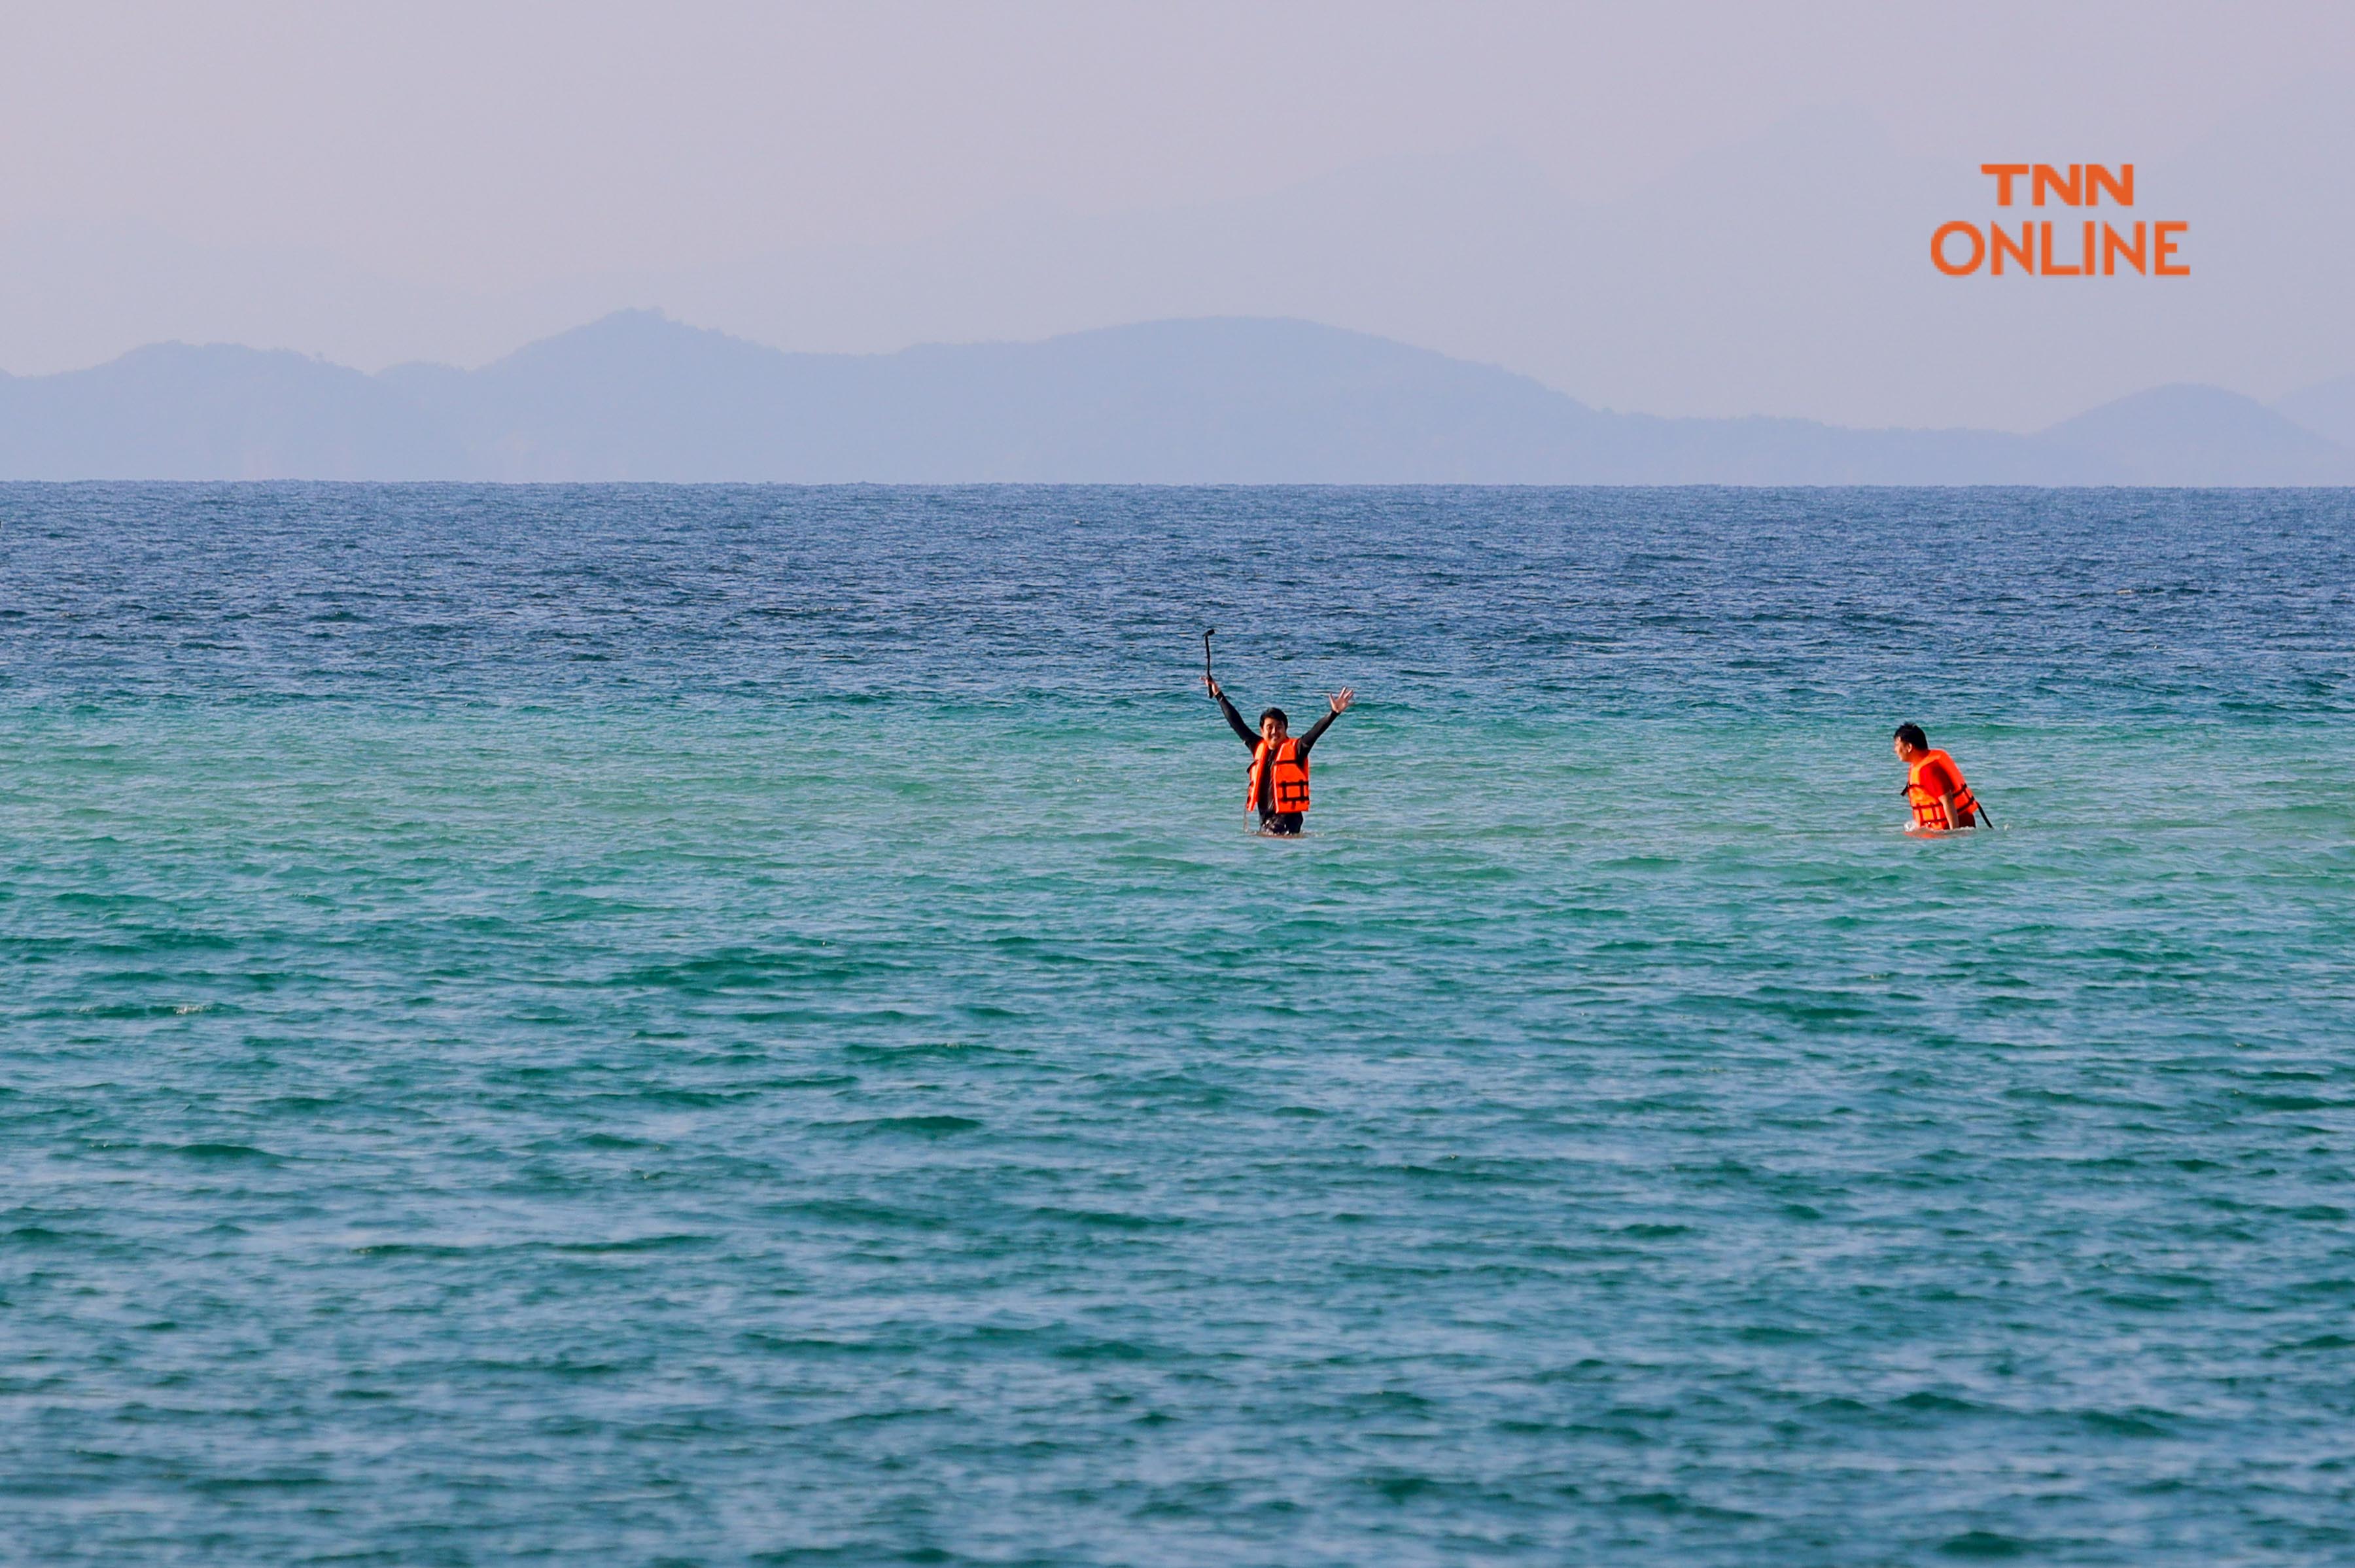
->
4;1;2352;425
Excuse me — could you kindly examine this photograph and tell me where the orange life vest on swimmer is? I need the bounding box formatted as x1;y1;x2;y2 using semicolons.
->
1248;736;1311;816
1906;750;1980;831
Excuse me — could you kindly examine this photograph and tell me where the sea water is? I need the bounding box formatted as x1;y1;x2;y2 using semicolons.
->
3;484;2351;1565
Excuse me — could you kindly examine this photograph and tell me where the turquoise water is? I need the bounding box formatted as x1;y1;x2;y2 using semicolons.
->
4;483;2353;1565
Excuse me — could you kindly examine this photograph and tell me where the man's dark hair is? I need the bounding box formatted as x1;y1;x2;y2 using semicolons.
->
1260;708;1288;729
1894;723;1928;750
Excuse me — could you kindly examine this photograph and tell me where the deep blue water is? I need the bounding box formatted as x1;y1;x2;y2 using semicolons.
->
3;484;2353;1565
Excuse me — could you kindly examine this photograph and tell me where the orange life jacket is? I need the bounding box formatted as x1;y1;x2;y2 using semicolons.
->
1906;750;1980;831
1248;735;1311;815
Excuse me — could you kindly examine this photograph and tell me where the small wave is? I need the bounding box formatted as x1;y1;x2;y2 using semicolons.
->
1894;1391;1984;1415
1028;1206;1179;1231
840;1114;982;1137
2082;1408;2172;1438
167;1142;282;1164
545;1233;712;1255
1938;1530;2033;1558
1050;1337;1158;1363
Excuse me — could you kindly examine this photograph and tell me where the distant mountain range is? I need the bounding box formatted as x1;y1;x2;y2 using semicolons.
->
2;312;2350;484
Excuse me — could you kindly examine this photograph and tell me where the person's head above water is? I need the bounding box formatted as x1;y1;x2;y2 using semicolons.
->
1893;722;1929;761
1259;708;1289;744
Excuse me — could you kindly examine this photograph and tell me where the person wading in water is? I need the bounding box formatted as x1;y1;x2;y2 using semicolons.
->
1893;723;1985;833
1204;674;1354;835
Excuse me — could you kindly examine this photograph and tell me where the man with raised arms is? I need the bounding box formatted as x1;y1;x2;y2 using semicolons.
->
1204;675;1354;836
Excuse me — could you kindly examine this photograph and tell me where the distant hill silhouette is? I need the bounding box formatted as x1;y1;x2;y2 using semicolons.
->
3;313;2349;483
2277;372;2355;453
2043;384;2354;487
0;342;466;480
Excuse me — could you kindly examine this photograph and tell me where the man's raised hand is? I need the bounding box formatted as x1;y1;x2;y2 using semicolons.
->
1329;687;1355;714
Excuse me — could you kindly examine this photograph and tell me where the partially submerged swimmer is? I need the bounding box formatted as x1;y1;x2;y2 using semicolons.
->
1205;675;1355;835
1894;723;1981;833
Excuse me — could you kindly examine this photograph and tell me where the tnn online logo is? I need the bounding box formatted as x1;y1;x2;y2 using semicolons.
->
1932;164;2188;277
